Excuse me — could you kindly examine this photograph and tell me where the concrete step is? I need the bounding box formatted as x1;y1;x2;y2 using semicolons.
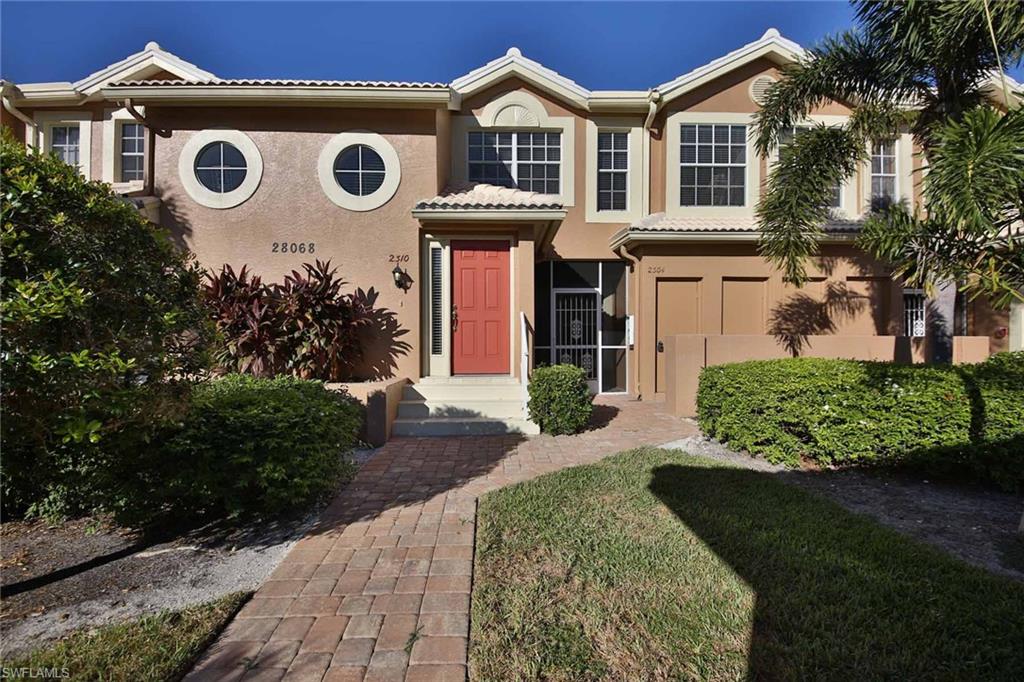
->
391;416;540;437
402;383;523;402
397;398;525;419
416;375;520;386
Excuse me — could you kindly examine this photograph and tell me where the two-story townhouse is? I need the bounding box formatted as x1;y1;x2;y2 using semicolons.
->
3;30;1020;436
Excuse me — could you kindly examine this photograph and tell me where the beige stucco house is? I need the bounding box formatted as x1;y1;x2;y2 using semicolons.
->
3;30;1020;436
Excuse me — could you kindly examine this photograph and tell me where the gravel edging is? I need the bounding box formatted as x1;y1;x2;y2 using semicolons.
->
0;448;380;659
661;430;1024;582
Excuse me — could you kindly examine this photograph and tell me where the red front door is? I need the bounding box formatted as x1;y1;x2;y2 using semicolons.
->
452;240;510;374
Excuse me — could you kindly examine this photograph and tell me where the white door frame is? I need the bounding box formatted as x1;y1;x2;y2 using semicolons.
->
421;234;516;378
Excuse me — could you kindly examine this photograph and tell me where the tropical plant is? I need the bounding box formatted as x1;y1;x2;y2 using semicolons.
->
204;260;376;380
755;0;1024;307
0;129;211;517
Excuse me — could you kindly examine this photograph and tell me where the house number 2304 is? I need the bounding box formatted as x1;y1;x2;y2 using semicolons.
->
272;242;315;254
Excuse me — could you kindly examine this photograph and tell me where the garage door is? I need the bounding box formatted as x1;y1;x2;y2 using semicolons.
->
655;278;700;393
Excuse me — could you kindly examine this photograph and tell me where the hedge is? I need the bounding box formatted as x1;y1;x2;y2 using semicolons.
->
697;352;1024;491
150;375;362;521
527;364;593;435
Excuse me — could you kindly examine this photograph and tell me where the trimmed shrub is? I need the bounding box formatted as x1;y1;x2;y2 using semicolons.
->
528;364;593;435
956;352;1024;491
1;129;211;519
697;355;1024;491
154;375;362;520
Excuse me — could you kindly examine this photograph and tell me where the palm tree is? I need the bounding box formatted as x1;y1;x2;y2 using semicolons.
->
754;0;1024;314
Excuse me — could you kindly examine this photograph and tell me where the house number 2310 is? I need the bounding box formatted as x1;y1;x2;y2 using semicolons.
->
272;242;315;254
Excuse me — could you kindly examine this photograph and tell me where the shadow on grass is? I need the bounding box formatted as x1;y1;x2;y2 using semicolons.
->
648;462;1024;679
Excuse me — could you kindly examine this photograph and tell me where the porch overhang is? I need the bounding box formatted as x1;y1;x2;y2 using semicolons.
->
609;213;862;250
413;182;565;252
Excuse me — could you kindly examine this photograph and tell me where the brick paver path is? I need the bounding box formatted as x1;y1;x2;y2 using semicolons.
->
187;396;697;681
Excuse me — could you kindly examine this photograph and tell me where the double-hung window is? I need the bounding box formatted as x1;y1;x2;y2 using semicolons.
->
120;122;145;182
597;131;628;211
871;140;897;206
49;125;81;167
903;288;926;337
468;131;561;194
779;126;842;208
680;123;746;207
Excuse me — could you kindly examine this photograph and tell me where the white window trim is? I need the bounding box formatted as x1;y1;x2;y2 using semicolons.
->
33;111;92;178
178;129;263;209
665;111;758;218
451;90;575;207
317;131;401;211
102;107;146;191
861;132;913;212
870;138;899;204
585;118;643;223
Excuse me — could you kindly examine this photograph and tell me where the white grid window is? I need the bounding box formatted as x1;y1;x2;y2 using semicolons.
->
903;289;926;337
779;126;841;208
597;132;628;211
871;140;897;206
468;131;560;194
680;123;746;206
120;122;145;182
49;125;80;167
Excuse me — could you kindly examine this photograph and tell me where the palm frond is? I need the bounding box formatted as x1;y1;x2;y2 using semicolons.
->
757;126;865;285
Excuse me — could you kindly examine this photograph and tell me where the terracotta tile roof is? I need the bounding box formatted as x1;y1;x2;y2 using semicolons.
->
108;78;448;88
415;183;565;211
628;212;863;233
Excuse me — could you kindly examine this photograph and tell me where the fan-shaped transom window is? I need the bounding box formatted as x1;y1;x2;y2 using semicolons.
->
334;144;386;196
194;141;247;193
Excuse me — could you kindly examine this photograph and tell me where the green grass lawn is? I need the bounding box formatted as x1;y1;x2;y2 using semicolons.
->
2;592;248;680
471;448;1024;681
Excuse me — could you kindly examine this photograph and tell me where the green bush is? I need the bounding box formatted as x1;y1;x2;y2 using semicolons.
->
956;352;1024;490
1;129;211;518
697;354;1024;491
154;375;362;520
528;364;593;435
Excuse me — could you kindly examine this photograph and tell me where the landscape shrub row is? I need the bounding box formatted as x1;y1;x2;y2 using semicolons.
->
697;353;1024;491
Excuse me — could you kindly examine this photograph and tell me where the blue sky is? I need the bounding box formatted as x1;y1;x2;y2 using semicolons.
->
2;1;1022;88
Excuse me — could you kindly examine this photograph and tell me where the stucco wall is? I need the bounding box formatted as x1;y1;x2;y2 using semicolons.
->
631;242;902;398
148;106;441;382
460;78;636;261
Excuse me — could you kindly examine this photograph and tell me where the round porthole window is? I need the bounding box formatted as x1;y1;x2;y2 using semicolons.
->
194;141;248;193
334;144;386;197
178;130;263;209
317;131;401;211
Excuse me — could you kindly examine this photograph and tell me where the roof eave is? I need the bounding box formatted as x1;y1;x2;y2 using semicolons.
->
100;85;452;107
609;228;856;249
412;208;567;221
656;30;805;104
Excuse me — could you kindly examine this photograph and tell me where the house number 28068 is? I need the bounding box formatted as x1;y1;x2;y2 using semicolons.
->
272;242;315;254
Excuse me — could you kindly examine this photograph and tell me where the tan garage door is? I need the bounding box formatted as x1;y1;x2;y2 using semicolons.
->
721;277;768;335
656;278;700;393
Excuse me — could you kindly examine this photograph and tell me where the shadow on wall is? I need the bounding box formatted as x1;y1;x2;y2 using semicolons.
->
351;287;412;381
769;253;910;356
768;281;866;355
647;463;1024;678
156;193;410;381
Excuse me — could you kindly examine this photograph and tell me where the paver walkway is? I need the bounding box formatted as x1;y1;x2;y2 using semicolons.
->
187;396;697;682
